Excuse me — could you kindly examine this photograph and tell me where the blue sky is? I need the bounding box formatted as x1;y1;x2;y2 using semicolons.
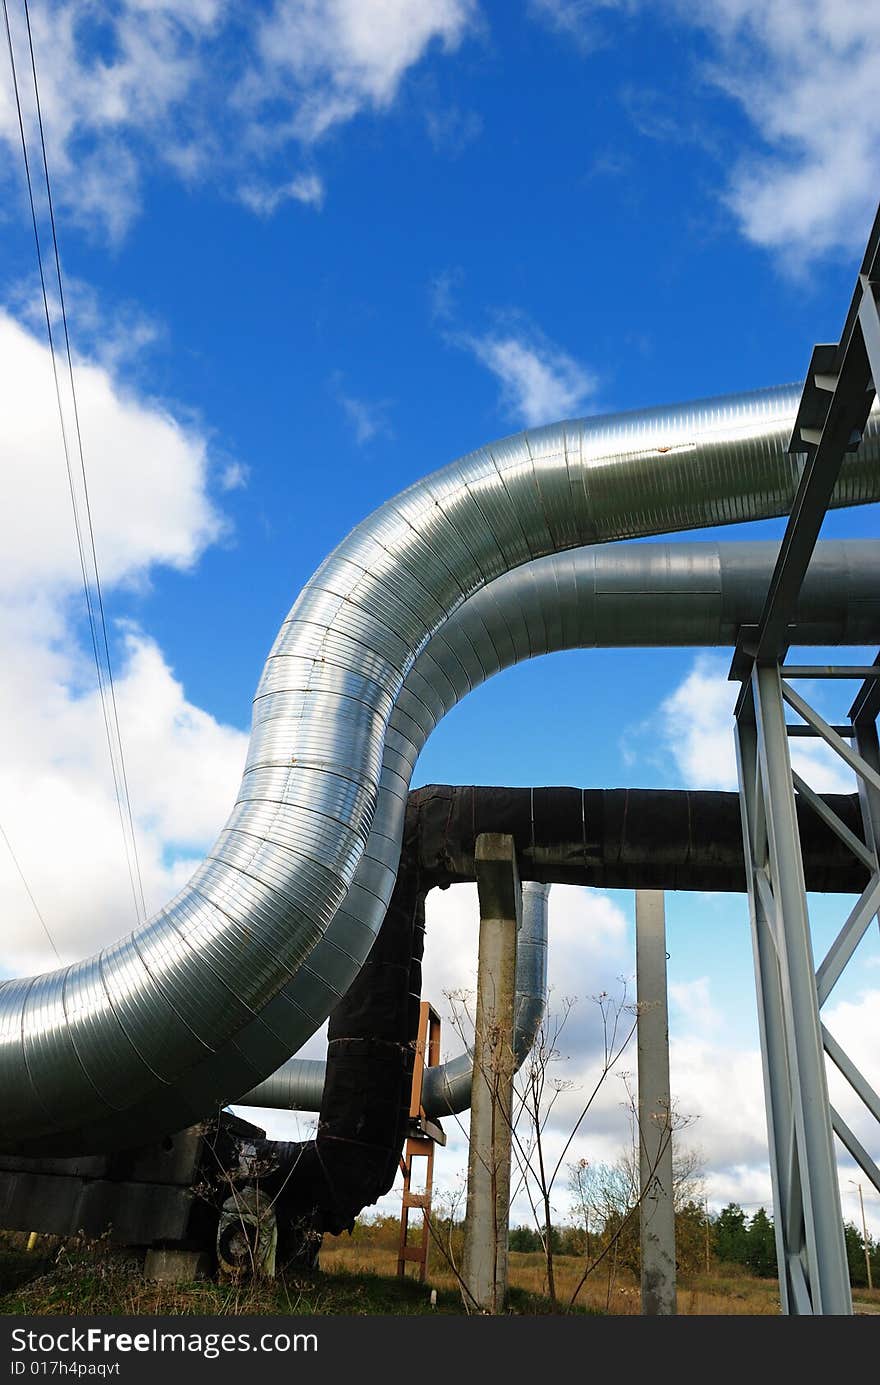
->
1;1;878;1235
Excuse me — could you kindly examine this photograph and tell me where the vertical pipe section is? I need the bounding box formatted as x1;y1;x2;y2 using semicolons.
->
462;834;521;1313
753;663;852;1314
636;890;677;1316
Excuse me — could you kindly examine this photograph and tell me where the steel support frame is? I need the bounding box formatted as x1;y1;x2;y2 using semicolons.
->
730;199;880;1315
736;664;880;1314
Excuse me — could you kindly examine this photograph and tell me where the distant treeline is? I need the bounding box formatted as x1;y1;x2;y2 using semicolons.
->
349;1202;879;1287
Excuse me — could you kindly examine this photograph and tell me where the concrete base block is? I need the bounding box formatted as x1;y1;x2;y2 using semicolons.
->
144;1248;212;1282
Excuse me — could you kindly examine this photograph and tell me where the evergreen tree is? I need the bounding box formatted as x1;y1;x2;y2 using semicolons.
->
745;1207;776;1277
713;1202;749;1265
509;1225;541;1252
843;1221;873;1288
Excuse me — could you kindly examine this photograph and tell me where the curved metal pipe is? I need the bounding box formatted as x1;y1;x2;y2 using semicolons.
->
237;536;879;1119
2;385;878;1154
239;880;551;1118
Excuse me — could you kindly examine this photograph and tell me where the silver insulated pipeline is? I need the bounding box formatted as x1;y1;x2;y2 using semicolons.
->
237;880;552;1119
2;384;879;1155
235;534;879;1120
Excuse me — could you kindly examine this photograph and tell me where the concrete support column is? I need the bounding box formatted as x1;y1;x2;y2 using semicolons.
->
461;833;521;1313
636;889;677;1316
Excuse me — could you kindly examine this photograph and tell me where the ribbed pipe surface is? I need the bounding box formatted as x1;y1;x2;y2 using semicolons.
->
2;385;878;1154
239;881;551;1118
236;536;878;1118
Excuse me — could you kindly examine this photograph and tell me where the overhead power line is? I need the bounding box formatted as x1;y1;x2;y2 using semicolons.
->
0;819;61;962
2;0;147;926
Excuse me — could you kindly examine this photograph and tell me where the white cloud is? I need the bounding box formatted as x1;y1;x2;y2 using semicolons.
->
0;625;248;973
654;655;740;790
237;172;325;216
669;976;721;1036
534;1;880;261
423;882;631;1035
824;987;880;1156
219;460;250;491
652;653;855;794
463;327;599;428
0;306;247;974
0;309;223;593
10;276;164;375
680;0;880;260
0;1;225;241
246;0;477;142
529;0;636;49
331;373;393;446
428;267;463;323
0;0;476;238
425;105;482;155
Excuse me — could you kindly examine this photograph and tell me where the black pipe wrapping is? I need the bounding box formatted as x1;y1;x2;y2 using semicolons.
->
410;784;868;894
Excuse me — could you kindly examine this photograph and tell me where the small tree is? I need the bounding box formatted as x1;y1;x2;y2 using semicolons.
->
433;981;651;1311
745;1207;776;1278
713;1202;750;1266
429;978;696;1313
507;984;640;1310
843;1220;879;1289
566;1113;704;1283
675;1199;710;1277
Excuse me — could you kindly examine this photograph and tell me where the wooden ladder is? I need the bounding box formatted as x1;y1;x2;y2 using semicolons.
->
397;1001;445;1281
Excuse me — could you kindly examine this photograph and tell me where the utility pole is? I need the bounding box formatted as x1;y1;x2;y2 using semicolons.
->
850;1181;873;1291
704;1198;711;1275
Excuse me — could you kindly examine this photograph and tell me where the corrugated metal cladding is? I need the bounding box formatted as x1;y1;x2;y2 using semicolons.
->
1;385;878;1154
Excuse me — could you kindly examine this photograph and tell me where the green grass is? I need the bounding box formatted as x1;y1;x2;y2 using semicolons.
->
0;1235;592;1317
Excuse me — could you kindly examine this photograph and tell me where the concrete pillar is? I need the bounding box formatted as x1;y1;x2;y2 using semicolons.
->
461;833;521;1313
636;889;677;1315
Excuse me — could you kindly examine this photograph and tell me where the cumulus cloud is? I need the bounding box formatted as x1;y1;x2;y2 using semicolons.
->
0;1;477;238
245;0;476;141
9;276;164;376
682;0;880;260
669;986;880;1233
0;307;247;975
646;653;855;794
534;0;880;261
824;987;880;1155
0;1;226;240
0;625;249;973
422;882;631;1030
670;976;722;1036
0;310;224;593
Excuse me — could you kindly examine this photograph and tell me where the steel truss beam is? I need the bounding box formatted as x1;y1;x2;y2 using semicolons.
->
736;666;880;1315
732;201;880;1316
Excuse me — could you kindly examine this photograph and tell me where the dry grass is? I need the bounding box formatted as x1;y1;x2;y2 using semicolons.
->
319;1238;786;1314
6;1229;877;1317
